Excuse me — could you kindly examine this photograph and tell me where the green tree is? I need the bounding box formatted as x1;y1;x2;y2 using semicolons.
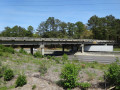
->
59;22;67;38
26;25;34;37
74;21;86;39
67;22;75;38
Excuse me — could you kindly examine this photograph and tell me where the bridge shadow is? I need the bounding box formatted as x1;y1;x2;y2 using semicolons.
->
45;50;77;56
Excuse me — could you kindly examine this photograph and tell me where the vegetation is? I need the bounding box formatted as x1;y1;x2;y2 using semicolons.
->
19;48;27;54
39;61;48;75
79;82;91;89
0;45;120;89
62;53;68;63
0;15;119;41
32;85;36;90
105;60;120;89
4;69;14;81
60;63;80;89
15;75;27;87
0;45;15;54
34;51;43;58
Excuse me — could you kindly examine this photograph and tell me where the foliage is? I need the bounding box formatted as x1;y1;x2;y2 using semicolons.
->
105;60;120;89
0;45;14;54
1;25;33;37
62;54;68;63
53;57;61;64
34;51;43;58
39;62;47;75
32;85;36;90
60;63;80;89
15;75;27;87
4;69;14;81
79;82;91;89
19;48;27;54
0;52;3;56
0;65;6;78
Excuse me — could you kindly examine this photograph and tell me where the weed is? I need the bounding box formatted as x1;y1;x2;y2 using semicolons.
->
19;48;27;54
39;61;47;75
34;51;43;58
16;74;27;87
32;85;36;90
4;69;14;81
78;82;91;89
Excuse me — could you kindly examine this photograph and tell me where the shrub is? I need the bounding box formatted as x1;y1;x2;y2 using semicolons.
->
47;55;52;59
62;54;68;63
0;68;3;78
39;64;47;75
52;56;61;64
32;85;36;90
4;69;14;81
79;82;91;89
54;57;61;64
34;51;43;58
16;75;27;87
105;60;120;89
60;63;80;89
0;45;14;54
19;48;27;54
0;52;3;56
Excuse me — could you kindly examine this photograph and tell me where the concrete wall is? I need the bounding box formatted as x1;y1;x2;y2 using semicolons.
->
84;45;113;52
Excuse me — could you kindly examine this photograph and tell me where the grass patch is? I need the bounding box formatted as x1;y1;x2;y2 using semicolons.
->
114;48;120;51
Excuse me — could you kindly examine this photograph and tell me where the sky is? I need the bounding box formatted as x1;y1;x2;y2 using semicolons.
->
0;0;120;31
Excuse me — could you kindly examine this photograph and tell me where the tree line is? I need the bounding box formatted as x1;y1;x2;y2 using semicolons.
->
0;15;120;40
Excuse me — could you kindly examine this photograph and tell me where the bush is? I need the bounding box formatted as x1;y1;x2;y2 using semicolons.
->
16;75;27;87
0;68;3;78
46;55;52;59
105;60;120;89
0;45;14;54
39;63;47;75
32;85;36;90
0;66;7;78
62;54;68;63
19;48;27;54
60;63;80;89
79;82;91;89
54;57;61;64
0;52;3;56
4;69;14;81
34;51;43;58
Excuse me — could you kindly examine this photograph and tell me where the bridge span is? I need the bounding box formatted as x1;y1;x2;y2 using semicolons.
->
0;37;115;55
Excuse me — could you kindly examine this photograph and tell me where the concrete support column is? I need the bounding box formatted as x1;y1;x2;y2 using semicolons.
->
105;43;107;46
81;44;84;53
62;44;65;53
30;47;33;55
40;45;44;55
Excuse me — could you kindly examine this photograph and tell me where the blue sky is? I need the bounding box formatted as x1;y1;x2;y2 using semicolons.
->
0;0;120;31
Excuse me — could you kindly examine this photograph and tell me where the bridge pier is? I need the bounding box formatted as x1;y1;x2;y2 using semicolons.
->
81;44;84;53
30;47;33;55
40;45;44;55
62;44;65;53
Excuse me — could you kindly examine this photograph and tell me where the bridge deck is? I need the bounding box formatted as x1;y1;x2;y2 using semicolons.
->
0;37;114;43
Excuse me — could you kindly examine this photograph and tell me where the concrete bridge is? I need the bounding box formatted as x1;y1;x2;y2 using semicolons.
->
0;37;115;55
